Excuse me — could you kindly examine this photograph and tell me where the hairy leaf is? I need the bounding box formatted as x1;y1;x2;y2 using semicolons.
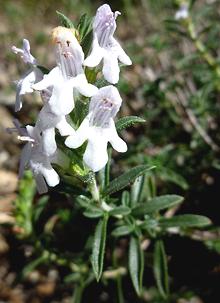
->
112;225;134;237
83;207;104;219
103;165;155;196
159;214;211;228
153;240;169;299
131;175;146;207
132;195;184;217
56;11;74;28
91;215;108;281
128;237;144;296
116;116;146;131
109;206;131;216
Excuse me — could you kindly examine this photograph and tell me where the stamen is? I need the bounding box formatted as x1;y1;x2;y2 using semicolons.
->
89;97;119;128
52;27;81;79
17;135;35;143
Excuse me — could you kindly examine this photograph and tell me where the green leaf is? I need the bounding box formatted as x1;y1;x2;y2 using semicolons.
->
103;165;155;196
132;195;184;217
83;207;104;219
116;116;146;132
76;195;91;208
159;214;211;229
81;30;93;57
112;225;134;237
140;218;158;230
131;175;145;207
77;14;93;57
91;215;108;281
56;11;74;28
33;196;49;222
128;237;144;296
21;256;46;279
77;13;93;40
109;206;131;216
122;190;130;207
153;240;169;299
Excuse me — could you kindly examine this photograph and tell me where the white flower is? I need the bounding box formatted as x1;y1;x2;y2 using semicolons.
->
12;39;43;112
65;86;127;172
12;39;37;65
32;27;98;117
35;102;75;156
7;119;60;194
175;3;189;20
84;4;132;84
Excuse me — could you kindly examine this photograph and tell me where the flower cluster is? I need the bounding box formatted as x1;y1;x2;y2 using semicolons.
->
10;4;131;193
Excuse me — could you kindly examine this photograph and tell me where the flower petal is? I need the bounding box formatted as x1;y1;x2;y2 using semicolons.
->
115;41;132;65
15;70;36;112
34;174;48;194
103;52;119;84
48;79;75;116
26;125;41;143
41;165;60;188
12;39;37;65
108;119;127;152
65;115;90;148
84;35;104;67
83;129;108;172
36;103;60;131
42;128;57;156
30;157;60;189
73;74;98;97
56;116;75;136
18;143;32;178
33;66;60;90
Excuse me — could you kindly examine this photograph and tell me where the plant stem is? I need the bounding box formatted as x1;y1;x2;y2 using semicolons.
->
72;284;84;303
89;175;100;202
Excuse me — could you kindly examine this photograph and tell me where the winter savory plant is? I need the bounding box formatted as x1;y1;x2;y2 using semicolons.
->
8;4;211;302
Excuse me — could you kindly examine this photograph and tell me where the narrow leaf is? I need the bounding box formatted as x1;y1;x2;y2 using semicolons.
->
131;175;146;207
56;11;74;28
128;237;144;296
153;240;169;299
83;207;104;219
77;13;93;56
109;206;131;216
77;13;92;40
103;165;155;196
159;214;211;228
33;196;49;222
116;116;146;131
132;195;184;217
112;225;134;237
122;190;130;207
91;215;108;281
76;195;91;208
21;256;46;279
81;30;93;57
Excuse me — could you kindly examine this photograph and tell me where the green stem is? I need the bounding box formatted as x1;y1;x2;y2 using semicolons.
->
72;284;84;303
113;250;125;303
89;175;100;202
117;274;124;303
